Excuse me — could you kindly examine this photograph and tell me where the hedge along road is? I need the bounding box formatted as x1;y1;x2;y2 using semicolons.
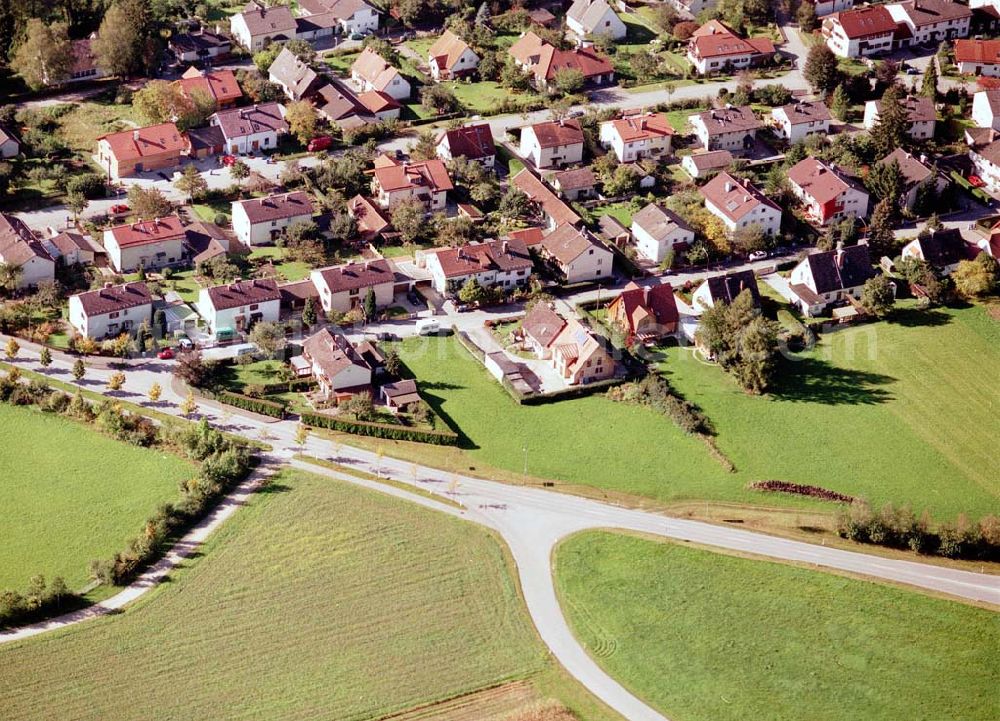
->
1;336;998;721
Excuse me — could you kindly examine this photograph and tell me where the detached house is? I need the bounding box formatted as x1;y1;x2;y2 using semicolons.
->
0;125;19;158
685;20;776;75
607;281;679;341
348;194;391;242
510;169;582;229
67;35;104;84
230;2;297;51
878;148;947;211
551;167;598;201
700;172;782;236
425;239;533;294
630;203;695;264
508;32;614;92
972;89;1000;129
692;269;760;310
787;157;869;226
788;243;875;316
43;230;96;267
310;259;398;314
69;282;152;339
863;95;936;140
169;30;232;64
428;30;480;81
103;216;187;273
268;47;322;101
301;327;376;399
371;156;453;212
351;48;411;100
823;5;896;57
0;214;55;289
521;303;616;385
599;113;674;163
176;66;242;108
771;100;832;144
198;278;282;337
967;131;1000;192
566;0;627;40
297;0;380;36
689;105;761;154
519;119;585;169
436;124;496;168
682;149;734;179
210;103;288;155
955;38;1000;76
901;228;968;273
538;224;613;284
887;0;971;47
232;191;315;246
96;123;186;180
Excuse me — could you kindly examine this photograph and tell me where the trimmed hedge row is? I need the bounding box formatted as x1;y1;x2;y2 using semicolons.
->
301;411;459;446
748;480;855;504
216;391;287;418
260;378;316;395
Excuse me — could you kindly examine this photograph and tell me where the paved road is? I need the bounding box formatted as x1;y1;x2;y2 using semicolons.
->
1;338;996;720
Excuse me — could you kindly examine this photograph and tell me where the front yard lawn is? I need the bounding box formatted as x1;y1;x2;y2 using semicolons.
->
248;246;312;282
444;80;540;114
556;531;1000;721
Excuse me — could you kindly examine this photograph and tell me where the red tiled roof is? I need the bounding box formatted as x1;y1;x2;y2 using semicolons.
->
508;32;612;82
830;6;896;38
205;278;280;311
527;119;584;148
98;123;186;163
787;157;855;204
608;113;674;142
506;226;546;246
177;67;242;105
313;259;395;293
432;239;532;278
348;194;391;236
700;172;779;222
511;170;581;227
610;281;678;334
74;282;151;316
356;90;401;113
955;38;1000;65
428;30;475;71
373;159;453;193
438;123;496;160
235;191;314;224
107;216;186;248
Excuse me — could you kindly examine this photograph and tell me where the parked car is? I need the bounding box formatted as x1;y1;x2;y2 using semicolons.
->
221;154;237;167
376;331;400;341
307;136;333;152
749;250;768;261
407;289;422;306
109;204;130;215
177;337;194;350
904;65;920;75
157;347;175;360
416;318;440;336
454;303;473;313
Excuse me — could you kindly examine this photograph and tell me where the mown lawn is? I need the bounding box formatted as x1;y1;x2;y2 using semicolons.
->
0;469;614;721
248;246;312;281
657;304;1000;518
555;531;1000;721
0;404;193;590
444;80;540;114
217;359;286;390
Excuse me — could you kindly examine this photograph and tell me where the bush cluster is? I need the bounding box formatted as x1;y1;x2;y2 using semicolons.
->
607;375;713;435
216;390;286;419
838;501;1000;561
748;480;855;504
0;575;73;629
300;411;459;446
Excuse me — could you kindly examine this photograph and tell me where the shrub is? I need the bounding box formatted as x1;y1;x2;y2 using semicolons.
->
747;480;855;503
217;390;286;418
301;411;459;445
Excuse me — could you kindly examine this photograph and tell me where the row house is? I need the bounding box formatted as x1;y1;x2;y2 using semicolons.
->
823;5;896;58
787;157;870;226
310;259;397;314
68;282;152;340
510;169;582;230
520;119;585;169
955;38;1000;76
232;191;315;246
770;100;832;144
169;31;231;64
424;239;533;295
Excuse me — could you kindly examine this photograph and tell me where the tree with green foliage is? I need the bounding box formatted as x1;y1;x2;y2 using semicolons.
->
391;199;426;244
11;19;72;90
66;191;89;221
421;84;459;114
72;358;85;382
38;346;52;368
301;296;317;328
410;131;438;161
500;57;531;90
127;185;172;220
0;262;22;295
284;100;318;145
867;198;897;259
363;287;377;322
174;164;208;203
695;289;779;394
384;348;401;377
866;158;904;204
797;0;818;31
830;84;851;121
5;337;19;359
93;0;156;78
871;85;910;159
861;274;896;317
952;252;999;298
136;264;146;282
804;43;840;94
248;320;286;357
921;57;938;99
229;159;250;190
457;277;487;304
253;44;284;74
552;67;585;96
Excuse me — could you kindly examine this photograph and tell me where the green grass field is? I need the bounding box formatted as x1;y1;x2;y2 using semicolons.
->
248;246;312;281
0;404;193;590
555;531;1000;721
0;469;613;721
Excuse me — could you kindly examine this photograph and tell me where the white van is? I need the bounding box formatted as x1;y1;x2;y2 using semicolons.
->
416;318;440;336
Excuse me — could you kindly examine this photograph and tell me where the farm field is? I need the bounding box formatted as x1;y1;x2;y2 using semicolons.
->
0;469;615;721
0;404;193;590
555;531;1000;721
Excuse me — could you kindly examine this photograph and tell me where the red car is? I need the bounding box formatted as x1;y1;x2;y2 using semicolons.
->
157;348;175;360
307;136;333;152
969;175;985;188
110;204;129;215
221;154;237;167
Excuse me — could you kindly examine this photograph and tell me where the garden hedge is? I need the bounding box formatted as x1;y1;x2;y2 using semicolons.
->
217;391;286;419
301;412;459;445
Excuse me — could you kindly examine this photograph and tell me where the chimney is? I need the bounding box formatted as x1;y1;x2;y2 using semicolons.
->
104;282;113;289
724;181;733;193
133;130;140;142
502;240;510;255
835;241;845;268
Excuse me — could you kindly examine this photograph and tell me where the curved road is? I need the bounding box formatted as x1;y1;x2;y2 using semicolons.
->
1;340;997;721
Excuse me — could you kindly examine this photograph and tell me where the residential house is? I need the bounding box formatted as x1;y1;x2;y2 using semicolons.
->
0;125;19;158
886;0;971;48
803;0;854;17
210;103;288;155
293;11;340;42
297;0;380;36
967;131;1000;192
185;220;244;266
103;216;187;273
357;90;402;121
699;172;782;236
508;31;614;91
551;167;598;201
630;203;695;264
520;303;616;385
970;1;1000;36
691;269;760;310
787;157;869;226
301;327;375;399
186;125;227;159
428;30;480;81
538;223;613;283
169;31;232;64
230;2;297;51
901;228;967;273
863;95;936;139
527;8;558;27
175;66;242;108
519;119;585;169
268;47;322;101
689;105;761;154
681;149;734;178
371;157;453;212
232;191;315;246
566;0;627;40
599;113;674;163
67;35;104;84
309;259;398;314
877;148;947;211
972;89;1000;129
436;124;496;168
313;82;371;127
43;230;96;267
348;194;391;242
607;281;679;341
685;20;777;75
822;5;896;57
511;169;582;229
351;48;411;100
425;238;533;294
96;123;186;179
381;379;421;412
955;38;1000;76
68;282;152;339
788;243;875;316
771;100;832;144
0;214;55;289
198;278;282;337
